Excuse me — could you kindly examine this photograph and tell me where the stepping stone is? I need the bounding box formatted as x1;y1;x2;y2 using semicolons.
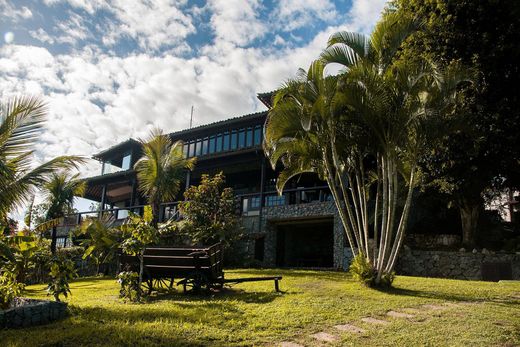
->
361;317;390;325
310;332;338;342
279;342;304;347
386;311;415;318
421;304;446;310
334;324;366;333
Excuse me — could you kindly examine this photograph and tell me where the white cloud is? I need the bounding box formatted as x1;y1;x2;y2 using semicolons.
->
43;0;195;52
348;0;388;33
0;1;33;22
207;0;266;46
29;28;55;44
274;0;338;31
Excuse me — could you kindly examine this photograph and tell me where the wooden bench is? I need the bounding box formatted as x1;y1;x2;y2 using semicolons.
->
119;243;282;293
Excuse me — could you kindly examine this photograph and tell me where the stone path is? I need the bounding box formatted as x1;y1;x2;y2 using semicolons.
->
278;301;464;346
334;324;366;333
310;332;338;342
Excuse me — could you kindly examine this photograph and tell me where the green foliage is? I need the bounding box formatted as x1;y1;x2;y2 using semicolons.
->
348;253;375;286
75;216;121;274
47;253;77;302
116;271;139;302
179;172;242;247
120;206;157;257
134;128;196;227
42;172;86;220
0;270;24;309
0;96;85;220
349;253;395;287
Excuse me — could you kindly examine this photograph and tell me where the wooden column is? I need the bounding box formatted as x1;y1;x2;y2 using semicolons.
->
258;158;266;233
99;184;107;219
130;179;137;207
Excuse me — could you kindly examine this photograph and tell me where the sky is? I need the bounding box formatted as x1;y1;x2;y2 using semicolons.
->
0;0;387;218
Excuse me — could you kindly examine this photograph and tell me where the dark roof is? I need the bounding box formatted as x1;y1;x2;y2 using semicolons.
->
167;110;267;140
257;91;275;108
92;138;141;161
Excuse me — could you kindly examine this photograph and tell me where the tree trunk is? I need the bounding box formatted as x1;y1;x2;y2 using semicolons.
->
460;199;480;248
138;249;144;300
50;226;57;254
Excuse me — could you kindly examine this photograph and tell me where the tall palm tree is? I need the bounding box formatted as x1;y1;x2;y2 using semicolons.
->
0;96;84;227
42;172;86;252
265;13;468;285
134;128;196;228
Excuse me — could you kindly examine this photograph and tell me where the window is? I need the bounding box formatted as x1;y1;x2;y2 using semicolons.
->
265;195;285;207
216;134;223;152
209;135;216;154
242;198;249;213
121;152;132;170
231;130;238;150
102;161;111;175
254;125;262;145
183;144;188;158
202;137;209;155
246;127;253;147
223;131;230;151
238;128;246;148
189;141;195;157
250;196;261;209
196;140;202;156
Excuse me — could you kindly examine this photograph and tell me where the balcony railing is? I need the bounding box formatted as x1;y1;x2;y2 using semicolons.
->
59;186;331;230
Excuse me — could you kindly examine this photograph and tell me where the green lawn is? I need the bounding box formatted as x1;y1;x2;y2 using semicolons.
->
2;269;519;346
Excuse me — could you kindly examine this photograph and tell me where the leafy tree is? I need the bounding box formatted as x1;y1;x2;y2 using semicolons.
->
0;96;84;224
391;0;520;246
134;128;196;228
74;216;121;275
265;13;467;285
179;172;241;248
120;206;157;301
47;252;77;302
41;172;86;253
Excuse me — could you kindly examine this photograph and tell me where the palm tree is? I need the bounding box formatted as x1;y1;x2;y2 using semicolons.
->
265;13;468;285
134;128;196;228
0;96;84;228
42;172;86;253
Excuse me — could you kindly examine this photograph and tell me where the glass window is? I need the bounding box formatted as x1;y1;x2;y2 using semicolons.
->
183;144;188;158
238;128;245;148
189;141;195;157
265;195;285;207
223;131;230;151
202;138;208;155
254;125;262;145
246;127;253;147
196;140;202;156
122;152;132;170
242;198;249;213
231;130;238;150
216;134;223;152
102;161;111;175
250;196;261;209
209;136;216;154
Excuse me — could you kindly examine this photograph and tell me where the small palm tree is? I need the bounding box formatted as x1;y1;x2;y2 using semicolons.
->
0;96;84;226
42;172;86;252
134;128;196;227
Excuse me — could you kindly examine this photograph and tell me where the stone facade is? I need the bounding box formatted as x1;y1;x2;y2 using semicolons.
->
0;298;68;329
253;201;345;269
396;247;520;280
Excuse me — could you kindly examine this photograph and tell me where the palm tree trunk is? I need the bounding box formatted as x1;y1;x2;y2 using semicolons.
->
50;226;57;254
138;248;145;300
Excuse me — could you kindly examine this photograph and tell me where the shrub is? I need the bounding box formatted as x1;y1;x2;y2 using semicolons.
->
47;254;77;302
0;270;24;309
117;271;139;302
349;252;395;287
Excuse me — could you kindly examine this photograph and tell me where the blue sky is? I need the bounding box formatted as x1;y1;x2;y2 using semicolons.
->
0;0;386;217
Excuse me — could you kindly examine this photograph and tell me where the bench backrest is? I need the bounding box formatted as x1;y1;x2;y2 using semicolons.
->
119;243;224;280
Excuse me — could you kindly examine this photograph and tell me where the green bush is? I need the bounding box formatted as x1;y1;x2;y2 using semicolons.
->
47;254;77;302
0;270;24;309
117;271;139;302
348;253;396;287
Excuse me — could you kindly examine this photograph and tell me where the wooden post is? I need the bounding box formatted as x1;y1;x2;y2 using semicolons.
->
258;158;266;233
185;171;191;190
99;184;107;219
130;179;137;207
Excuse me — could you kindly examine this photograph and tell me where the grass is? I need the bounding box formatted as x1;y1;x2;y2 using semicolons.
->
1;269;519;346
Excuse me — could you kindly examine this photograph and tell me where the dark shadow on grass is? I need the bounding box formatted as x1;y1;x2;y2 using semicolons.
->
147;287;283;304
371;285;514;304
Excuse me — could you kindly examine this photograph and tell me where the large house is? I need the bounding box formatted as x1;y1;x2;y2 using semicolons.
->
59;93;348;269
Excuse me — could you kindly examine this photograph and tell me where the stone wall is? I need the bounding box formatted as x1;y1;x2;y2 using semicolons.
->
396;247;520;280
260;201;345;268
0;298;68;329
405;234;461;249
